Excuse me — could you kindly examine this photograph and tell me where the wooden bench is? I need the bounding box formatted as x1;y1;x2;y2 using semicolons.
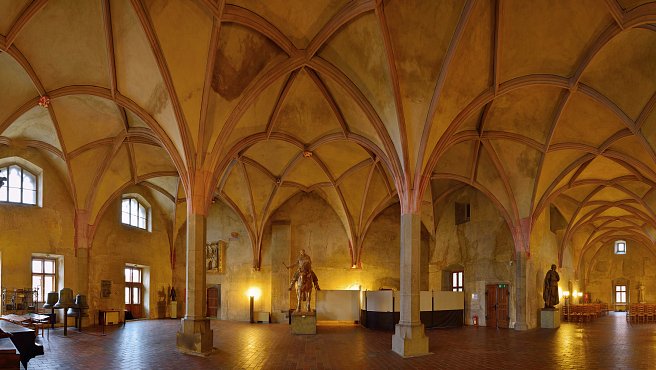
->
0;337;20;370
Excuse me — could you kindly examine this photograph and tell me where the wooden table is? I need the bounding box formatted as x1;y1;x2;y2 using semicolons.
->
1;314;51;338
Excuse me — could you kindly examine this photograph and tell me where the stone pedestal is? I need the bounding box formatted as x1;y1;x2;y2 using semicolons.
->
540;308;560;328
170;302;177;319
291;312;316;334
392;323;430;358
176;318;213;355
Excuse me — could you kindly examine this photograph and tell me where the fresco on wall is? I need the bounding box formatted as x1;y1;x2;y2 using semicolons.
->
206;241;226;273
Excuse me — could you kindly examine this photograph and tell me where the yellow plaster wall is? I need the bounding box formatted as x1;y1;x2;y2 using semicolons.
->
0;148;76;302
89;186;173;322
527;208;575;328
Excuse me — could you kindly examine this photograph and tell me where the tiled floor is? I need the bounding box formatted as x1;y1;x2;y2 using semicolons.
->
23;312;655;369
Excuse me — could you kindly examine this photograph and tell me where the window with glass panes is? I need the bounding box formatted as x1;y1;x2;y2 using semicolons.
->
121;198;148;230
125;266;142;306
615;285;627;304
0;165;37;205
32;258;56;303
452;271;464;292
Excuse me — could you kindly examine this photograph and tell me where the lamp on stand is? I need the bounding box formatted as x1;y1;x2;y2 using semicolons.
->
563;291;570;321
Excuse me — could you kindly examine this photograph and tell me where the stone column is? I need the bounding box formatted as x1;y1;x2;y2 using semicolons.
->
176;203;213;355
514;251;528;330
74;210;91;328
392;212;429;357
74;209;91;295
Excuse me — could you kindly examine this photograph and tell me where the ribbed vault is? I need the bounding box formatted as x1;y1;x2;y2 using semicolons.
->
1;0;656;271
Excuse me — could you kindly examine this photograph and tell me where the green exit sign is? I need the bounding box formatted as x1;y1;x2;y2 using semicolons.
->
498;284;507;288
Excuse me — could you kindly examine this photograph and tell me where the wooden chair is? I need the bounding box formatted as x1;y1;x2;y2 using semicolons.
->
584;305;594;322
646;304;655;323
637;304;646;323
628;304;638;323
573;305;583;322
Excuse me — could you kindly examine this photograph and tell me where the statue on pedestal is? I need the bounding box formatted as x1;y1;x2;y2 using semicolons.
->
638;283;646;303
543;264;560;309
288;249;320;312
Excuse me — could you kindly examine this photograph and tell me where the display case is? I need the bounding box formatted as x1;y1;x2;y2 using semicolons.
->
1;288;38;314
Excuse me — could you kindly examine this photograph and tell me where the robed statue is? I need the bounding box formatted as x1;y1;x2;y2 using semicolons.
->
288;249;320;312
543;264;560;308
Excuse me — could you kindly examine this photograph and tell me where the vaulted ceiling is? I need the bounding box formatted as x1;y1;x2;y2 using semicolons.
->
1;0;655;269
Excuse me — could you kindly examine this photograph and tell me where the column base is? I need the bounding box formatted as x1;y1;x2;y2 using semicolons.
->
514;322;529;331
391;323;430;358
176;318;213;356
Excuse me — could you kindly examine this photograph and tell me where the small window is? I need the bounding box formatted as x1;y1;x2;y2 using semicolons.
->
455;203;471;224
615;240;626;255
615;285;627;304
452;271;464;292
0;165;37;205
32;258;56;303
121;197;148;230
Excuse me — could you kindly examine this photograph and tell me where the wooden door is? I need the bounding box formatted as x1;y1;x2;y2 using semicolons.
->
207;287;218;318
486;284;510;328
497;286;510;328
486;285;497;328
125;266;143;319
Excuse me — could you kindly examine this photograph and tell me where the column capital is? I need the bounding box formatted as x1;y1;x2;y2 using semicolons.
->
512;217;532;255
187;168;214;216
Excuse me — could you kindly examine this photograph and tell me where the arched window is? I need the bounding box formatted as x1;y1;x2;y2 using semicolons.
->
0;164;37;205
615;240;626;255
121;197;149;230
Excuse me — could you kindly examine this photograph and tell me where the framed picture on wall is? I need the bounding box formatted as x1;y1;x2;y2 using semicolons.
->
101;280;112;298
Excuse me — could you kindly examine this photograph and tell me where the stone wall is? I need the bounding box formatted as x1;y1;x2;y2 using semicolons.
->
432;186;515;327
584;240;656;306
195;192;434;323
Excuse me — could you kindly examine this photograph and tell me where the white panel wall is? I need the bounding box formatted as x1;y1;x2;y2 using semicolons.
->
434;291;464;310
316;290;360;321
365;290;393;312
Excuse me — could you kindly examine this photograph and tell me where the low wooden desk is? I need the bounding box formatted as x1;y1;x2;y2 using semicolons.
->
0;320;43;369
0;337;19;370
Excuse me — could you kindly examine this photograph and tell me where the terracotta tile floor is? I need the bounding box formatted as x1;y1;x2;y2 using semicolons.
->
23;312;655;369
